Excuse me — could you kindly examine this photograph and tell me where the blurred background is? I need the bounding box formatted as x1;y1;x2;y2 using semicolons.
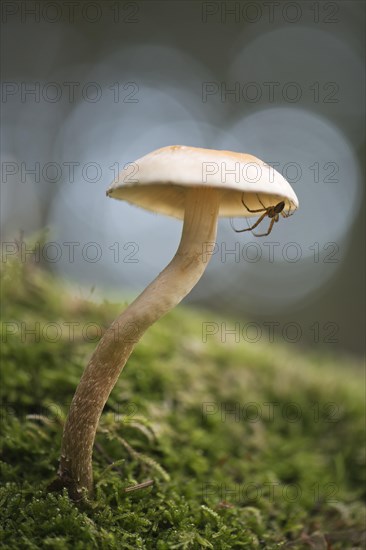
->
1;0;365;356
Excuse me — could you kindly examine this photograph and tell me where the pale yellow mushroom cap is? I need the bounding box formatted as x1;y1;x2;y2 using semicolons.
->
107;145;299;219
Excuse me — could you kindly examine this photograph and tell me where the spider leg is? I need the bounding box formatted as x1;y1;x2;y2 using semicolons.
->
256;194;267;210
253;216;276;237
241;194;267;213
230;211;268;233
289;199;297;215
282;199;297;217
280;200;293;218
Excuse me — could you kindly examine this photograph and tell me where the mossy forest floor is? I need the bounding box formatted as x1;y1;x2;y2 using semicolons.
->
1;254;365;549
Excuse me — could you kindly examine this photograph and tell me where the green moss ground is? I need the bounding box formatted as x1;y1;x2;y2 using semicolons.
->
1;252;365;549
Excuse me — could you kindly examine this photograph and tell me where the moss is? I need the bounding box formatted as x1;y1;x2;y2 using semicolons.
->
0;247;365;548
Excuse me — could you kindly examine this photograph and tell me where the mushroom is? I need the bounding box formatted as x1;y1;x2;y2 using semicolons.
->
56;145;298;499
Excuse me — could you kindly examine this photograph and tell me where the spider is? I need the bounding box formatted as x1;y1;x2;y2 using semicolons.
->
230;194;295;237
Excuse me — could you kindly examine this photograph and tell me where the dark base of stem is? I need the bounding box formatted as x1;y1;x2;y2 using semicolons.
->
47;472;92;502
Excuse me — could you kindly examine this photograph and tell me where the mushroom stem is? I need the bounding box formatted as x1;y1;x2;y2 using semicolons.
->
57;187;221;499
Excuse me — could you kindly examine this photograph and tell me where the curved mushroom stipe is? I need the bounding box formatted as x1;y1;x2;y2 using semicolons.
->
56;187;221;499
53;145;299;499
